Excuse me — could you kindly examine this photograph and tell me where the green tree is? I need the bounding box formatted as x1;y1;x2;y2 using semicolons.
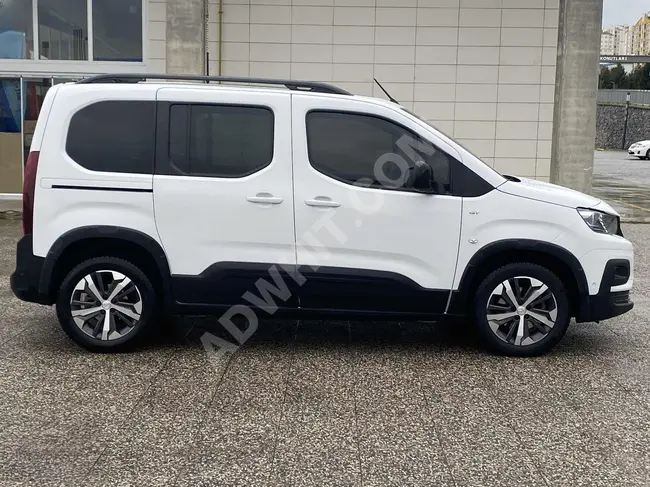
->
599;66;612;89
610;63;628;89
628;65;641;89
630;63;650;90
640;63;650;89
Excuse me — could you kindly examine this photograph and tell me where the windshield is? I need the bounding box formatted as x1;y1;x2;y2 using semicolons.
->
399;106;502;174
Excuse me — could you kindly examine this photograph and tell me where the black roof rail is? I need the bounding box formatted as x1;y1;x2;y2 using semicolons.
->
77;73;352;95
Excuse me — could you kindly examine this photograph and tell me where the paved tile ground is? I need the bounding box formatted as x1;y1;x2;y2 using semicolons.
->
1;219;649;487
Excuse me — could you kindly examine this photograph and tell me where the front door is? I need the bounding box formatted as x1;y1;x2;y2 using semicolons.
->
291;94;463;315
153;87;296;307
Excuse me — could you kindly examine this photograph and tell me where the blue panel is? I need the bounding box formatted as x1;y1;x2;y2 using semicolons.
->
0;79;21;133
0;30;27;59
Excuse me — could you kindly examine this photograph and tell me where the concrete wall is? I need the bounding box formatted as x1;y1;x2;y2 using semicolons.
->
550;0;602;194
596;103;650;150
207;0;561;182
166;0;206;75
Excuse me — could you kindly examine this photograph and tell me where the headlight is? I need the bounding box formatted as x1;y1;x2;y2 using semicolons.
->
577;208;619;235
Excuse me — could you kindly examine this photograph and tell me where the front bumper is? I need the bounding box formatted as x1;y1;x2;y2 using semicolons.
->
10;235;52;305
576;259;633;322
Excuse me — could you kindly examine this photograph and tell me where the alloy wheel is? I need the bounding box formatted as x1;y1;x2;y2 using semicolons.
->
70;270;143;341
486;276;558;346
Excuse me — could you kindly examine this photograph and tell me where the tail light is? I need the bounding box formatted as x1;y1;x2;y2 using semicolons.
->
22;151;39;235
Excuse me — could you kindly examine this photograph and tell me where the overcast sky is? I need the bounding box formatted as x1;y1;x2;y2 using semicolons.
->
603;0;649;27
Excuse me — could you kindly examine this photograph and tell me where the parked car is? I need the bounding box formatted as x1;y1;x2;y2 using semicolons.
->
10;74;634;356
628;140;650;159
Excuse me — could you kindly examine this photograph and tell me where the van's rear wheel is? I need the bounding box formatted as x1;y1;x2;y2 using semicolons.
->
56;257;157;352
474;263;570;356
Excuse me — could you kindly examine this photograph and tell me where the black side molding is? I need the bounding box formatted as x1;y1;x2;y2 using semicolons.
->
52;185;153;193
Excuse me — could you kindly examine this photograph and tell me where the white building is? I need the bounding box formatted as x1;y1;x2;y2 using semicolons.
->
0;0;601;197
601;25;632;56
601;30;615;55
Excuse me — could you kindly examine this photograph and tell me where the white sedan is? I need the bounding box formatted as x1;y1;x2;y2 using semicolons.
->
628;140;650;159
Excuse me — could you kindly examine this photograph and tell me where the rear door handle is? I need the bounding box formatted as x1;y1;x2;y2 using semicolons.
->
247;193;283;205
305;197;341;208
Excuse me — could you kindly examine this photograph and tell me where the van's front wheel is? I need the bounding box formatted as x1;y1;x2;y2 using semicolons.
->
56;257;157;352
474;263;570;356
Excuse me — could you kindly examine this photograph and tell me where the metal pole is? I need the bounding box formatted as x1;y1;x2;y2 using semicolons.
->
218;0;223;80
622;92;631;150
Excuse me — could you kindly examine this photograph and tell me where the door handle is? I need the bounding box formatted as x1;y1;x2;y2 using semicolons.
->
247;193;283;205
305;197;341;208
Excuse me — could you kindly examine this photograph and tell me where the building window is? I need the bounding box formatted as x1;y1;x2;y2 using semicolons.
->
38;0;88;60
0;0;144;62
0;0;35;59
93;0;143;62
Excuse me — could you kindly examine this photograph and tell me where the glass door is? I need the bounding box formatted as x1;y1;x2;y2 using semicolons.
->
0;77;22;193
0;76;79;194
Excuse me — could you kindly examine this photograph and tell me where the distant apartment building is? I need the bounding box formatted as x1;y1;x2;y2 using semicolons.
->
601;25;632;55
601;30;615;55
630;12;650;55
619;26;632;55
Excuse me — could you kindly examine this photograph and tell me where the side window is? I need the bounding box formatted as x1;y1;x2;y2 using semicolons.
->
66;100;155;174
306;110;453;194
168;104;274;178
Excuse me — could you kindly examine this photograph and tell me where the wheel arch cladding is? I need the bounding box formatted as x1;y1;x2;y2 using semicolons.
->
40;226;173;307
451;239;588;317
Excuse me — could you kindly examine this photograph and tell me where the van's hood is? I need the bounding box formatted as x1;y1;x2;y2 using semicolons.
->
498;177;601;209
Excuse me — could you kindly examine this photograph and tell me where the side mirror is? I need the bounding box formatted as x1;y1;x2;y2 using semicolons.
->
410;161;436;194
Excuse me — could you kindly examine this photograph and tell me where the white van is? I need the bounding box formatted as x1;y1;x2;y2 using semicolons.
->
10;74;634;356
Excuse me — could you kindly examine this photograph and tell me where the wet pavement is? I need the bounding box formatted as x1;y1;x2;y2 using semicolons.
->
1;218;650;486
593;150;650;222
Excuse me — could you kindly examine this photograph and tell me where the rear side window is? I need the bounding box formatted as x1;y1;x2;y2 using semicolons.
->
168;104;274;178
66;101;155;174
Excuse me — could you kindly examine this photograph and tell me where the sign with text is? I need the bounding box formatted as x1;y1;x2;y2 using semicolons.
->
600;55;650;64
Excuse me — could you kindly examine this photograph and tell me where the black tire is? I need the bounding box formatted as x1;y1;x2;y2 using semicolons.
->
473;263;570;357
56;257;158;352
646;149;650;160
